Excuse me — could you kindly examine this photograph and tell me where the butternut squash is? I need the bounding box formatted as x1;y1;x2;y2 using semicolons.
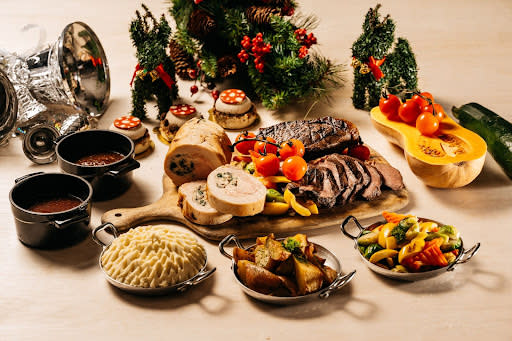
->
370;107;487;188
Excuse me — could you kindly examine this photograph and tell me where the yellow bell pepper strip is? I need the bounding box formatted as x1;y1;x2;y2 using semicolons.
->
283;189;311;217
263;176;291;183
369;249;399;264
303;200;319;214
398;232;428;264
378;223;396;248
262;202;290;215
385;236;398;250
391;265;408;273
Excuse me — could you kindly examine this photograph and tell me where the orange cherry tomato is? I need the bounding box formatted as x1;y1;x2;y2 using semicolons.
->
398;99;422;123
421;103;446;122
379;95;402;120
251;152;280;177
281;156;308;181
234;132;256;155
416;112;440;136
279;139;305;160
254;137;278;155
412;92;434;108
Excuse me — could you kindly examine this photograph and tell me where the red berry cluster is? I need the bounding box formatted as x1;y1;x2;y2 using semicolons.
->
238;33;272;73
294;28;317;59
193;0;203;4
282;5;295;16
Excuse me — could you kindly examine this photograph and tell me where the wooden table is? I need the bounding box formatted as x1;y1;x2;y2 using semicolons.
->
1;0;511;339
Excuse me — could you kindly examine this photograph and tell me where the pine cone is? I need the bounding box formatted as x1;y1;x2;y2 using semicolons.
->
169;39;194;80
217;55;238;79
246;6;281;25
188;9;216;39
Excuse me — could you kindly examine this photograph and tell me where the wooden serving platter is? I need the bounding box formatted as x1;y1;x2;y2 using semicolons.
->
101;152;408;241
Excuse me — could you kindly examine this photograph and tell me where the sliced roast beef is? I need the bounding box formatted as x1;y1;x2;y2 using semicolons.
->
286;153;405;209
367;161;405;191
361;165;383;200
257;116;361;160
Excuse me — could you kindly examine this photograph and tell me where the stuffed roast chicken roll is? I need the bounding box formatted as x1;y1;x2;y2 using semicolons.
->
164;118;232;186
178;181;232;225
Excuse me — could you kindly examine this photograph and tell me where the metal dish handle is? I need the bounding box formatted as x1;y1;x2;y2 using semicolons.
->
447;242;481;272
108;157;140;177
318;270;356;299
92;222;119;247
14;172;44;184
52;209;89;229
218;234;244;259
174;267;217;292
341;215;364;240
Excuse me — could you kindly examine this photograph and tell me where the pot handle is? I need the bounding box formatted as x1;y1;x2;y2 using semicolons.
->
341;215;364;240
218;234;244;260
107;157;140;177
15;172;44;184
174;267;216;292
447;242;481;272
92;222;119;247
318;270;356;299
52;209;90;229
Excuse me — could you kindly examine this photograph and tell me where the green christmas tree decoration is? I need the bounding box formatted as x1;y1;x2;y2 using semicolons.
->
129;4;178;119
351;4;418;110
168;0;342;110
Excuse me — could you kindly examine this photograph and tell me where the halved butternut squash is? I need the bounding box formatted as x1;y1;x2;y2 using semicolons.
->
370;107;487;188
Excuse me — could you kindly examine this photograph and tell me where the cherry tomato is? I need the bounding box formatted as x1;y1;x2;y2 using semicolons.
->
281;156;308;181
412;92;434;108
254;137;278;155
234;132;256;155
379;95;401;120
398;99;422;123
348;145;370;161
421;103;446;122
251;152;280;177
416;112;440;136
279;139;305;160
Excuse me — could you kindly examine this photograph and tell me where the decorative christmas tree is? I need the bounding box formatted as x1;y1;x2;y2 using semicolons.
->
168;0;343;109
129;4;178;119
351;4;418;110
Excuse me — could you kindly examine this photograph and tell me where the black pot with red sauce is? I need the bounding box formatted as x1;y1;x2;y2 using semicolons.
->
9;172;93;249
56;130;140;201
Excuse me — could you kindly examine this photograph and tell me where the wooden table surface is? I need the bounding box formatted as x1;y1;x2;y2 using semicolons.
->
1;0;511;339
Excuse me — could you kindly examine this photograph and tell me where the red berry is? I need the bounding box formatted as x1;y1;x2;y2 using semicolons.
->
196;60;202;69
190;85;199;95
212;89;219;100
187;68;197;79
194;0;203;4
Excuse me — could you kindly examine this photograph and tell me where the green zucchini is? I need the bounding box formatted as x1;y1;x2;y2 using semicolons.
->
452;103;512;179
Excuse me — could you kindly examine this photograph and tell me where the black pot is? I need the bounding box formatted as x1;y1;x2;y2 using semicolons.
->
9;172;93;249
55;129;140;201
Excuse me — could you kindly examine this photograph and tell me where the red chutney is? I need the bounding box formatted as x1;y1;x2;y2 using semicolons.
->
29;197;82;213
75;151;124;166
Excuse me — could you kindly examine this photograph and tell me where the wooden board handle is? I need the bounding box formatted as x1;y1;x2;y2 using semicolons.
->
101;195;185;231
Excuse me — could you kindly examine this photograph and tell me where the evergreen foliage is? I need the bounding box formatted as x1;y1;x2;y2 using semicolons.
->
129;4;178;119
168;0;343;110
351;4;418;110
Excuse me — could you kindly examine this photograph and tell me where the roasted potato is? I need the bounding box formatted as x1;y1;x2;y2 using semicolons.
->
293;255;324;295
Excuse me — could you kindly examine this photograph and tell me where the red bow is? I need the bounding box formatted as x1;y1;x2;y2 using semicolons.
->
90;56;102;67
368;56;386;81
129;63;175;89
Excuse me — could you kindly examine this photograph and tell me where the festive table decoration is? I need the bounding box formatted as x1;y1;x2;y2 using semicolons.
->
352;4;418;110
129;5;178;119
168;0;343;109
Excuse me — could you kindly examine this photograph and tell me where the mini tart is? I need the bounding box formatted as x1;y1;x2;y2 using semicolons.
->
159;104;198;142
109;116;152;155
209;89;259;130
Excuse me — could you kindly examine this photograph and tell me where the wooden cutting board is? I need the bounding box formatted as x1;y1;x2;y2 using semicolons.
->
101;151;409;241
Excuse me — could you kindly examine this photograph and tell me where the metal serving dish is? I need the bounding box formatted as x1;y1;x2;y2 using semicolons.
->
341;215;480;281
92;223;215;296
219;234;356;305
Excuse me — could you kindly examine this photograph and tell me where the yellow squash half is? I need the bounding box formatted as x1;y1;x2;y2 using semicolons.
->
370;107;487;188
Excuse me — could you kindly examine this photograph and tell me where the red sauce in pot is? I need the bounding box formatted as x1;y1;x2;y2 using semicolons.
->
29;196;82;213
75;151;124;166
